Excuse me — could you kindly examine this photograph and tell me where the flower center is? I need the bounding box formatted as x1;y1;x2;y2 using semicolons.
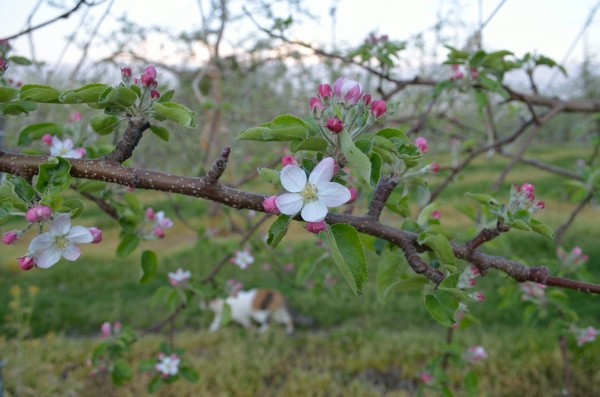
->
55;235;70;250
302;183;318;202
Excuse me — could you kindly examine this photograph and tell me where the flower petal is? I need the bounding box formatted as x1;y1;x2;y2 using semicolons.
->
317;182;351;208
35;247;62;269
301;201;328;222
67;226;94;244
308;157;334;186
28;233;55;252
275;193;304;216
280;165;306;193
50;213;71;235
61;244;82;261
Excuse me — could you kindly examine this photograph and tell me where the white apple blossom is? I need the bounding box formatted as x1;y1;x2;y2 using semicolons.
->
155;353;180;377
232;248;254;269
27;213;94;269
168;268;191;286
50;136;84;159
275;157;351;222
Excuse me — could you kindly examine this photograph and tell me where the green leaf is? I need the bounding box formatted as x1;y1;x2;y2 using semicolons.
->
370;152;382;186
266;215;292;248
60;83;111;104
439;272;460;289
140;250;158;284
76;180;106;193
112;359;133;385
374;246;424;302
419;233;457;270
510;219;530;231
18;123;63;146
148;376;163;393
466;192;500;207
158;89;175;103
290;136;329;152
416;203;440;226
90;114;120;135
530;219;555;239
117;234;140;257
221;303;232;325
8;55;32;65
0;100;37;116
376;128;409;143
153;102;196;127
60;199;85;218
36;157;73;196
0;86;19;102
237;115;308;142
19;84;61;103
258;168;280;184
99;86;138;108
340;130;372;187
8;176;36;203
326;224;369;295
425;294;455;326
149;125;170;141
180;367;200;383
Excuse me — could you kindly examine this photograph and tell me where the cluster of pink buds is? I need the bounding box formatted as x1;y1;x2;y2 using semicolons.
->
308;77;388;139
508;183;545;214
365;33;389;45
306;221;327;234
571;325;598;346
226;279;244;296
556;246;589;270
420;373;435;385
520;281;547;304
466;346;488;364
145;207;173;239
457;265;480;289
100;321;122;339
415;137;428;154
0;58;7;76
450;64;480;81
121;65;161;101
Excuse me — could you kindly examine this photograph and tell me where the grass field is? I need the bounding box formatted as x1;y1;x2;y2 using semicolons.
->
1;147;599;396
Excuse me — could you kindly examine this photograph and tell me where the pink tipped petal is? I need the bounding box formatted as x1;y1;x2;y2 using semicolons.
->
280;165;307;193
275;193;304;216
317;182;351;207
308;157;335;185
50;214;72;235
61;244;82;261
301;201;328;222
35;247;62;269
67;226;94;244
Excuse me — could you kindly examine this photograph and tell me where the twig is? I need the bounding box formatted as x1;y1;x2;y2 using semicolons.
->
103;118;150;164
205;147;231;185
367;176;400;220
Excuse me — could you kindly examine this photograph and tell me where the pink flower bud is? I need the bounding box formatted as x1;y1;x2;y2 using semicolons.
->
347;187;358;204
326;117;344;134
144;65;157;79
262;196;280;215
520;183;535;201
470;67;480;79
75;148;87;158
281;155;298;167
420;373;434;385
451;64;460;72
121;67;132;79
470;291;485;302
19;256;36;271
333;77;363;105
150;90;160;100
431;211;441;220
154;227;165;239
309;97;325;114
3;231;19;245
306;221;327;234
415;137;428;154
69;112;82;123
431;163;441;174
0;58;8;74
25;206;53;223
572;247;583;257
141;74;156;87
370;100;387;119
88;227;103;244
535;201;545;210
41;134;54;146
100;321;112;338
318;84;333;101
113;322;122;334
362;94;372;106
146;207;156;221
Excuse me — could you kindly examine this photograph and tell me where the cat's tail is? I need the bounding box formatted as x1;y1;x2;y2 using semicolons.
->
286;302;317;328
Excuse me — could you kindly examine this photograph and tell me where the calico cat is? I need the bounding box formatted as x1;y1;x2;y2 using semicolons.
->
205;289;295;334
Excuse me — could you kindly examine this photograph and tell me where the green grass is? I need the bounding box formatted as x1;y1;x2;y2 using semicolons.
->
1;146;599;396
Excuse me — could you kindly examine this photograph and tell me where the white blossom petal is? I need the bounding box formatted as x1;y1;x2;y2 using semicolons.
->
35;247;62;269
275;193;304;215
50;213;71;235
280;165;307;193
316;182;351;207
301;201;328;222
61;244;82;261
308;157;334;186
67;226;94;244
28;233;55;252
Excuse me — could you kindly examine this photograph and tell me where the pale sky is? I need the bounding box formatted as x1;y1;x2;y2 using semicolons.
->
1;0;599;75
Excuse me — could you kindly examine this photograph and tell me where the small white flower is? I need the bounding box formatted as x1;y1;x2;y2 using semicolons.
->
50;136;83;159
154;211;173;229
28;213;94;269
155;353;180;377
275;157;351;222
467;346;488;364
233;248;254;269
168;268;191;286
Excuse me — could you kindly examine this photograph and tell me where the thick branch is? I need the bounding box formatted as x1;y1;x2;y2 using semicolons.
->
103;118;150;164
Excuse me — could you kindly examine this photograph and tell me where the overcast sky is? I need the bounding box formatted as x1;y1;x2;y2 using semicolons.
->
1;0;599;75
